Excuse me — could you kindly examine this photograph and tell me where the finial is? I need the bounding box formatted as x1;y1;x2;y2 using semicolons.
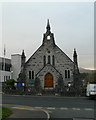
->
46;19;51;32
22;49;25;58
73;48;77;57
22;49;24;54
74;48;76;51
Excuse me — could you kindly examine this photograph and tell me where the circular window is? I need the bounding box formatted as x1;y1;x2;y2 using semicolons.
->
47;35;50;39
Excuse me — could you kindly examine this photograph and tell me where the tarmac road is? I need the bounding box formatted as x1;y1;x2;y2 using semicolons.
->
2;94;96;119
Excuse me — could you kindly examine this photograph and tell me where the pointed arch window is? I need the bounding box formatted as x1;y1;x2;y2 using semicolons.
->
52;55;55;66
44;56;46;66
65;70;67;78
48;55;50;64
68;70;70;78
29;71;31;79
29;71;35;79
65;70;70;79
32;71;34;79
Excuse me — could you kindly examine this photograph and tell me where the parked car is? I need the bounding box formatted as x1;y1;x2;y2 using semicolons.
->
86;84;96;99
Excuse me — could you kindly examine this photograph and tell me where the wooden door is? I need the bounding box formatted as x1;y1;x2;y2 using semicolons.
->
44;73;54;88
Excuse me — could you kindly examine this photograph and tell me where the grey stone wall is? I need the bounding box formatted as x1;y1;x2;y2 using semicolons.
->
24;43;74;88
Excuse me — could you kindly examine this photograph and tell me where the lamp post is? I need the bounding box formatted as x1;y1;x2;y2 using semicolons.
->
67;82;72;91
3;45;6;82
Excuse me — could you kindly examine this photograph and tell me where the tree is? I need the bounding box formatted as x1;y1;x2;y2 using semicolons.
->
94;72;96;83
80;72;96;85
34;77;42;92
89;72;96;84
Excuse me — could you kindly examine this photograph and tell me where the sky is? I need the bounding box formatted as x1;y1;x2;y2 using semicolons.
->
0;2;94;70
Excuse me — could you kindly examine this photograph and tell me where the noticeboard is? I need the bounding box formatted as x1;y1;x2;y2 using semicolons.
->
29;80;34;85
14;82;25;86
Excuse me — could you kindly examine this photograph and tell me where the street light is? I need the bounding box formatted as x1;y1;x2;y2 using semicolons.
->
67;82;72;92
68;83;71;88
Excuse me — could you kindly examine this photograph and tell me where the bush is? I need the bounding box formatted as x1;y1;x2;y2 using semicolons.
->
6;79;16;88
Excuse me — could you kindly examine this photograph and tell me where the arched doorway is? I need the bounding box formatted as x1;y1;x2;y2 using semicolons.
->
44;73;54;88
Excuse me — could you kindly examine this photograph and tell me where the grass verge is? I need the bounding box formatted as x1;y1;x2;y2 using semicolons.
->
0;106;13;120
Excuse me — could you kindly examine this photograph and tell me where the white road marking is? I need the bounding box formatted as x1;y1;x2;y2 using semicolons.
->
84;108;93;111
72;108;80;110
3;103;94;113
60;107;68;110
34;107;43;109
42;110;50;120
46;107;55;110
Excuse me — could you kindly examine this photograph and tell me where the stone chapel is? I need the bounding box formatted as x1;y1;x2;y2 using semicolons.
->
18;20;81;91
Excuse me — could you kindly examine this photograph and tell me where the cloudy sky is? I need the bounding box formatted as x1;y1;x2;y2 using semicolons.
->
0;2;94;70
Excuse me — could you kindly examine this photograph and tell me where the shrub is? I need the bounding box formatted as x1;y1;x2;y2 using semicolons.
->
6;79;16;88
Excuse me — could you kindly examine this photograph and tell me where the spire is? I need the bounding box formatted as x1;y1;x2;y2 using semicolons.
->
73;48;78;66
46;19;51;32
22;50;26;58
21;50;26;67
73;48;77;57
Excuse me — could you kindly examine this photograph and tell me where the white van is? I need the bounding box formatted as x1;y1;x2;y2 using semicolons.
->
86;84;96;98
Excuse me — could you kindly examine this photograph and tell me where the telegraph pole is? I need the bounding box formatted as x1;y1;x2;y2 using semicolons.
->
3;44;6;82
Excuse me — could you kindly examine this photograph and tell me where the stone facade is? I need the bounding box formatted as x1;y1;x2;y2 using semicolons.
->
19;20;80;91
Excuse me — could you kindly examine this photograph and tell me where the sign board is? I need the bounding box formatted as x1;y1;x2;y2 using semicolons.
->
14;82;25;86
14;83;17;86
29;80;34;85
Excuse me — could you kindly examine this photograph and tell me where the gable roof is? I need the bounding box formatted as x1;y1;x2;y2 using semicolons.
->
55;45;74;63
36;63;61;76
25;45;43;66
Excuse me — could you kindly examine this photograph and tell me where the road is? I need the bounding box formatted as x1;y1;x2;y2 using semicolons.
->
2;94;96;119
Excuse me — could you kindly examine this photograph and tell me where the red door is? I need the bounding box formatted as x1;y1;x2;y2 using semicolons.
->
44;73;54;88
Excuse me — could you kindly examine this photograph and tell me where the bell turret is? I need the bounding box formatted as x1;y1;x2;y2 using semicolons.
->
42;19;55;47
